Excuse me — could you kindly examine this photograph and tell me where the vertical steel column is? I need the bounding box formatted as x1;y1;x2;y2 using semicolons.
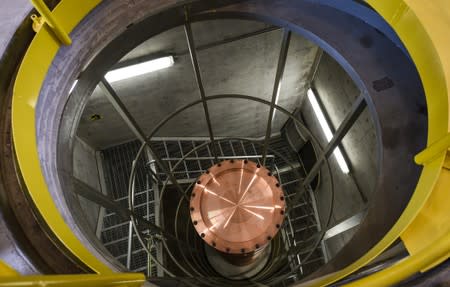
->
308;188;330;263
126;221;133;269
262;29;291;165
126;167;136;270
145;149;164;277
95;151;109;239
184;21;219;162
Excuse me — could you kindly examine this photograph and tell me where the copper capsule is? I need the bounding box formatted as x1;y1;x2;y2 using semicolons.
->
190;160;286;254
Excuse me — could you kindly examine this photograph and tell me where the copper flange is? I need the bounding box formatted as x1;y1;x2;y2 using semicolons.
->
190;159;286;254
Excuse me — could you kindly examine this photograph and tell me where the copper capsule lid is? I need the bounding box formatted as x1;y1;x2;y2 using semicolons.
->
190;160;286;254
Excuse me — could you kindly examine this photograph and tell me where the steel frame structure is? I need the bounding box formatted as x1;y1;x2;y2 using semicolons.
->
99;19;356;282
6;0;449;287
98;135;328;284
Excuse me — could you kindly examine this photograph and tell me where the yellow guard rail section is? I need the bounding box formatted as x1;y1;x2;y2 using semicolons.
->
0;260;145;287
9;0;450;286
12;0;113;275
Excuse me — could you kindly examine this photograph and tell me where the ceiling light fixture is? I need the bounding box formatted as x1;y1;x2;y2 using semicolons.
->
105;55;175;83
307;88;350;174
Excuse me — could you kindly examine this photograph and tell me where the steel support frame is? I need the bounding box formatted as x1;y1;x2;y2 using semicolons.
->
98;79;187;200
9;1;448;286
145;151;164;277
94;152;109;239
262;29;291;165
183;21;219;162
302;94;367;186
125;101;327;284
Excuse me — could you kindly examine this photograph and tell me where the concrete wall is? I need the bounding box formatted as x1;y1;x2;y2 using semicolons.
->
78;20;318;149
301;53;377;259
72;136;101;232
0;0;31;59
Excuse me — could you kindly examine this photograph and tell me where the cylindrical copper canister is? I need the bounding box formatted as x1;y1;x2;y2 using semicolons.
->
190;160;286;257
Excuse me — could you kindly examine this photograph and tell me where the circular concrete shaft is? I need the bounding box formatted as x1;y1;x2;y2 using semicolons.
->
190;159;285;254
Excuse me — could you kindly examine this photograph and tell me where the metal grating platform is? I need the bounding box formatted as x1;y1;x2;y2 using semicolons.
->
98;136;325;282
100;140;158;275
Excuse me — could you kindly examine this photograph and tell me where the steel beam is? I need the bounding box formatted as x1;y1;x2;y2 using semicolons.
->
323;211;365;241
98;78;186;198
262;29;291;165
184;21;219;162
304;94;366;185
71;175;170;241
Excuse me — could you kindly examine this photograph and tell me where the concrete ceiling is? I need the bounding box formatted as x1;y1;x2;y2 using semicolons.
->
77;19;318;149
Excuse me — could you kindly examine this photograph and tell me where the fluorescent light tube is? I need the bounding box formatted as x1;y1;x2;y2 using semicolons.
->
307;88;350;174
69;79;78;94
333;148;350;174
105;56;174;83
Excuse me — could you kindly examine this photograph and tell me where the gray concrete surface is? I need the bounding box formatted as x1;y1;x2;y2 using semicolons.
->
313;53;377;202
77;19;318;149
301;53;376;259
72;136;101;232
0;212;39;274
0;0;32;59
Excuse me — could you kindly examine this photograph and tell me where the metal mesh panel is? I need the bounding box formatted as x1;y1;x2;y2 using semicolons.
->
100;140;158;275
98;137;324;280
263;136;325;278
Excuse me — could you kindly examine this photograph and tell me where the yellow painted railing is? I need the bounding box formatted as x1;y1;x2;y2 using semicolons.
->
8;0;450;286
0;261;145;287
13;0;109;274
341;0;450;285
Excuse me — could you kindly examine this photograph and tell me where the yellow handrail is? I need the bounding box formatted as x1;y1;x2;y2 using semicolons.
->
0;274;145;287
0;261;145;287
9;0;450;286
13;0;109;274
345;231;450;287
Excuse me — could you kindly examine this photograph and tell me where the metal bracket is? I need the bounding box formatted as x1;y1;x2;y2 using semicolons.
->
414;133;450;165
30;14;44;32
30;0;72;45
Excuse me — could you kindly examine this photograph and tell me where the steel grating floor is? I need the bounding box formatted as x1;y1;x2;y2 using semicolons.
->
98;136;325;281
